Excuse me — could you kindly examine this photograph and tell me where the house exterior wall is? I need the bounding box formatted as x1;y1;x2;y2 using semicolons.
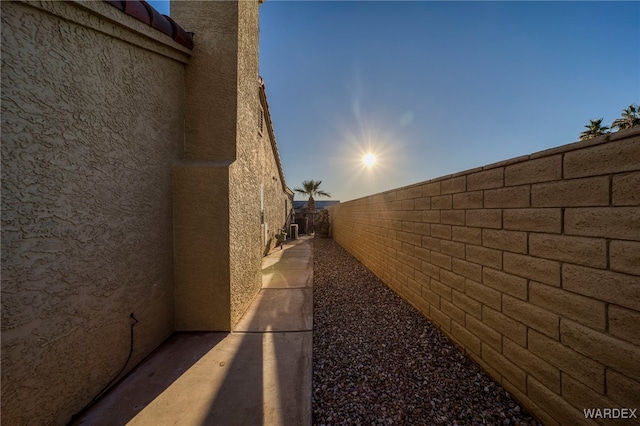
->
1;1;191;424
173;164;232;330
260;84;295;255
172;0;240;331
172;0;291;329
260;158;293;255
329;128;640;426
175;1;239;161
228;0;267;327
172;0;265;330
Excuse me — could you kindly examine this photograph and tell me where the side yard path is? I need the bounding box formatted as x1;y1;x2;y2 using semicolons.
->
312;238;542;425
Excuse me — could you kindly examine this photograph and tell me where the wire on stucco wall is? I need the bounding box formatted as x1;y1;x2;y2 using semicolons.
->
66;313;139;425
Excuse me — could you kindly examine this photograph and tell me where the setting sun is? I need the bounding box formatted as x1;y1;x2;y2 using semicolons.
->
362;153;377;167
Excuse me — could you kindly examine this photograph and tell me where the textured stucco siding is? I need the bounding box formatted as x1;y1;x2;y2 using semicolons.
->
173;164;232;330
172;0;272;330
172;1;242;331
1;1;188;424
329;128;640;426
261;140;291;255
176;0;240;161
260;97;293;255
229;0;263;327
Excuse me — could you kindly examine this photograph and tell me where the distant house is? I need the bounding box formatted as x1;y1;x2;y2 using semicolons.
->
293;200;341;213
293;200;340;233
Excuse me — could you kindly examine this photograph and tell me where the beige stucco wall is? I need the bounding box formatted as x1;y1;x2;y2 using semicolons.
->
173;163;232;330
172;1;235;331
175;1;239;162
229;0;263;327
173;0;288;330
1;1;190;424
329;128;640;425
260;82;294;255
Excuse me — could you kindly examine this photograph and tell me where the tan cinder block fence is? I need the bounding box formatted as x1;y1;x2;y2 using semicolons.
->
328;127;640;425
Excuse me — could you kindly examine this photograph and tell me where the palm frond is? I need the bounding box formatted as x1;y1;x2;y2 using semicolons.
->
293;180;330;199
611;104;640;131
579;118;609;141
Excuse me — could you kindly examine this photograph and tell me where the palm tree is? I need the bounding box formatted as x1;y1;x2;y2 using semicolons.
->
294;180;330;234
611;104;640;131
579;118;609;141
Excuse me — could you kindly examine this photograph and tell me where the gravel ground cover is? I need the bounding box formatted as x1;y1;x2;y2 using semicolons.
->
312;237;542;426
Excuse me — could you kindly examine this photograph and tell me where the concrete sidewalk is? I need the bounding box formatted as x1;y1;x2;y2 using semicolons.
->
75;236;313;426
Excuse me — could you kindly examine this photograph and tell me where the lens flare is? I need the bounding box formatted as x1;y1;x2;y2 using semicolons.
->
363;153;377;167
327;69;412;200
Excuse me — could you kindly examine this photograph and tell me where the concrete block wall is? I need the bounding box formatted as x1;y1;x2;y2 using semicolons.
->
329;127;640;425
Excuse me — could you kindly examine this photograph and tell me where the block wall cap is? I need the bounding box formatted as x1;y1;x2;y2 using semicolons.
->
609;126;640;141
531;126;640;159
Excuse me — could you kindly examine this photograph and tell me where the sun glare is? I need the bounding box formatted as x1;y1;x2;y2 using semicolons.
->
363;153;377;167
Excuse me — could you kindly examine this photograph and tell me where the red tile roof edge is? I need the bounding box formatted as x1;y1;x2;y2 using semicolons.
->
104;0;194;50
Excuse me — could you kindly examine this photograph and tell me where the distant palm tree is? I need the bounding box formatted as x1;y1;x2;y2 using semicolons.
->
580;118;609;141
611;104;640;131
294;180;330;233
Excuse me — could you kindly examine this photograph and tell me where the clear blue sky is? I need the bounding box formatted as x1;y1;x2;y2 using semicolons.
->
149;1;639;202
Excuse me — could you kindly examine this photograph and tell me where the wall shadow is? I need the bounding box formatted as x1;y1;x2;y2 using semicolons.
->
73;237;312;425
201;238;312;425
72;332;227;425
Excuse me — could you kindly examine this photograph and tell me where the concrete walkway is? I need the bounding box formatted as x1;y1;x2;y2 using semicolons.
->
75;236;313;426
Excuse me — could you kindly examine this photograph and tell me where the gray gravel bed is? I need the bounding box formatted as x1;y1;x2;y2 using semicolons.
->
312;237;542;426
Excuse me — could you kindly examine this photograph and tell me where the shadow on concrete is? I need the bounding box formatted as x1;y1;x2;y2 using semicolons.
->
201;328;311;425
73;332;227;425
73;237;312;426
201;237;312;425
